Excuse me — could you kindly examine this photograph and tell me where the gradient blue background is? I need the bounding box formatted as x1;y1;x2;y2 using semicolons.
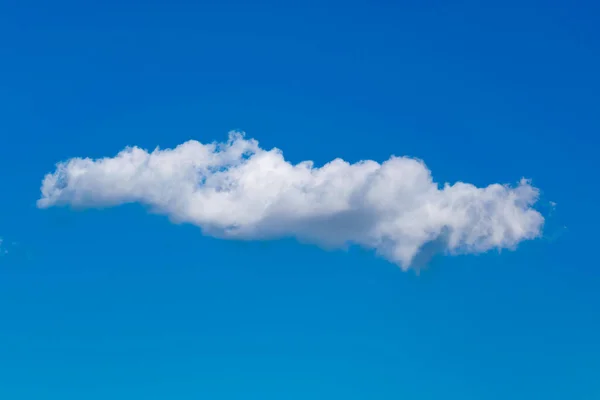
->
0;0;598;398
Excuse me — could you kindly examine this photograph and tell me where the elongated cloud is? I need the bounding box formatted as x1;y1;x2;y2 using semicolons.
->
37;132;544;269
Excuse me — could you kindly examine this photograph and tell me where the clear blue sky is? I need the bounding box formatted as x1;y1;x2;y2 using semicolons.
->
0;0;599;398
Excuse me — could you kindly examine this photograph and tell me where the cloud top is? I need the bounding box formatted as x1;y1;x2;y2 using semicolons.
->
38;132;544;269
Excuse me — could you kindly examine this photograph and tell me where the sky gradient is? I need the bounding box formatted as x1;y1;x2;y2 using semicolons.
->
0;0;599;398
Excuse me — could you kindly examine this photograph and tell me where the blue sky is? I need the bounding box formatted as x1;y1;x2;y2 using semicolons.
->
0;0;599;398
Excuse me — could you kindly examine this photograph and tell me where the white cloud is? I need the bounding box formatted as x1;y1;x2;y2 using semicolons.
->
37;131;544;269
0;238;8;255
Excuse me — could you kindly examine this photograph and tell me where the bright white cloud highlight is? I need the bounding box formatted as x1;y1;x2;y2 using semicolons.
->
37;132;544;269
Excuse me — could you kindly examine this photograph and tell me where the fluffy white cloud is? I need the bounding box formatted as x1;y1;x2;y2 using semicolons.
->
37;132;544;269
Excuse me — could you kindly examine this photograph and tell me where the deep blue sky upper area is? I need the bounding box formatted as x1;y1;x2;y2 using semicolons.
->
0;0;598;398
